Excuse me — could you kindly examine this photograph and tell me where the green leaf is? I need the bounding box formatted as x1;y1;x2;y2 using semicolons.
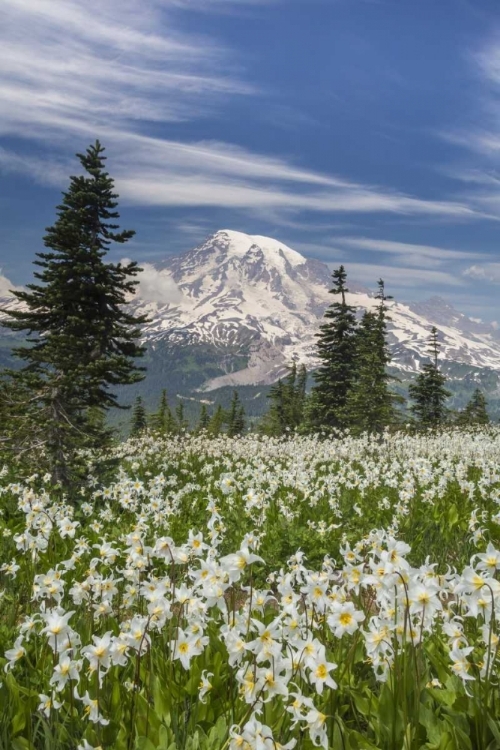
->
11;739;32;750
153;676;171;723
347;730;381;750
136;739;157;750
207;716;227;746
447;503;459;529
437;732;456;750
351;687;373;717
487;718;500;746
110;676;122;713
11;709;26;736
377;683;404;745
158;724;175;749
419;702;445;745
184;663;202;697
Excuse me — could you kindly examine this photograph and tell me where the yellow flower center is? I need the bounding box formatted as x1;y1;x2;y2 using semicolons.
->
315;664;328;679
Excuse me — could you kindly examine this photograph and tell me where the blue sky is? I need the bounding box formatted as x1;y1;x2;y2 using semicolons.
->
2;0;500;322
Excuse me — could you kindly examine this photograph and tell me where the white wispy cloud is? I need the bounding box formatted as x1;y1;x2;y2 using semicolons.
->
324;237;485;293
332;237;482;268
475;37;500;87
0;0;488;221
170;0;278;7
0;147;70;187
464;263;500;283
438;36;500;219
122;258;183;303
111;149;479;213
0;269;21;297
344;263;464;288
441;37;500;156
0;0;245;136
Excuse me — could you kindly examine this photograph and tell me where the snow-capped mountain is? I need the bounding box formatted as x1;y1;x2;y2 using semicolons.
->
124;229;500;389
2;229;500;391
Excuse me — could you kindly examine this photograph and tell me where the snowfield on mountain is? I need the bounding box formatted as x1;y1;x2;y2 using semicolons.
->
3;229;500;393
126;229;500;388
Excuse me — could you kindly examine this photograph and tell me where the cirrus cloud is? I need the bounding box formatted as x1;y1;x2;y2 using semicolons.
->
463;263;500;284
0;0;489;223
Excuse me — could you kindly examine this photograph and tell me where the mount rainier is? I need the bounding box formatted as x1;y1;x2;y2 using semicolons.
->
1;229;500;412
126;229;500;391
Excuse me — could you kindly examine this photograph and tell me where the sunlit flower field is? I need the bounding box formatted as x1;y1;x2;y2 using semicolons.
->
1;428;500;749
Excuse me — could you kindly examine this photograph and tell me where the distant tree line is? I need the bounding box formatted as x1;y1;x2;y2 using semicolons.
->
130;389;246;438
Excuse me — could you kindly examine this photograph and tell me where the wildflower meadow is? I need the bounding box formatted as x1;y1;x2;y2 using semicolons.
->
1;428;500;750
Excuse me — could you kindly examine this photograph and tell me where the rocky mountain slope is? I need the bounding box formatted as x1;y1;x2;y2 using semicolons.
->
1;229;500;401
124;229;500;390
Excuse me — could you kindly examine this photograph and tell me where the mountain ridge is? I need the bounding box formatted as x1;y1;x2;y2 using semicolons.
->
1;229;500;394
126;229;500;390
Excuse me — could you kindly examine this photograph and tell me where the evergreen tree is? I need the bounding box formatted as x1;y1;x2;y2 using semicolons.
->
260;379;287;436
260;361;308;436
346;280;397;432
295;364;308;424
282;361;305;429
457;388;489;425
208;404;225;436
1;141;146;484
175;401;189;434
150;389;175;434
130;396;147;436
301;389;322;435
311;266;358;430
84;405;113;452
234;405;246;435
197;404;211;432
409;327;450;427
227;390;246;437
0;375;40;468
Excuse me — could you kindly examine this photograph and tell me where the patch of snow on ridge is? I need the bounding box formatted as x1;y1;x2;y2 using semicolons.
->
217;230;305;268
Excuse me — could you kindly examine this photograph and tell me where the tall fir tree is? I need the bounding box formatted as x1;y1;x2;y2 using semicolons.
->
260;361;308;436
233;404;246;435
457;388;489;425
311;266;358;430
261;379;287;436
295;363;308;424
130;396;147;436
1;141;146;484
282;361;308;430
175;401;189;434
227;390;246;437
208;404;225;436
0;375;38;469
409;326;450;427
150;389;175;434
197;404;211;432
346;280;397;432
